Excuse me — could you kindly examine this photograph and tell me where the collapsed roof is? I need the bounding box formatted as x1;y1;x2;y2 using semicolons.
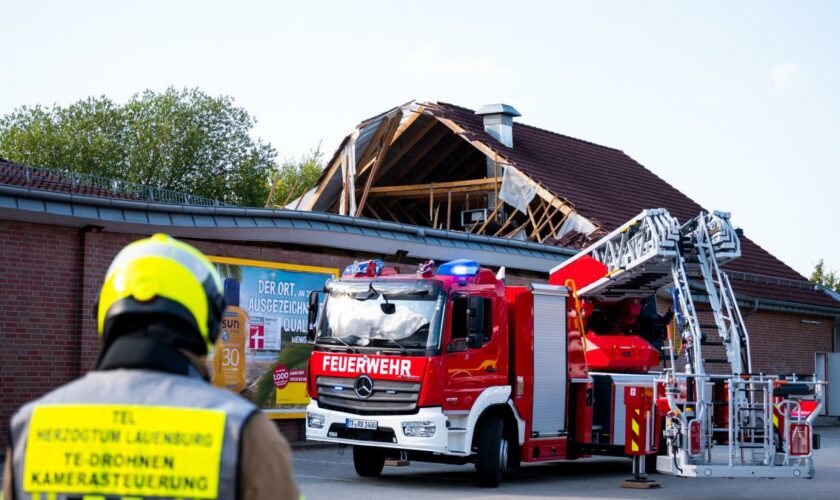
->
294;101;839;310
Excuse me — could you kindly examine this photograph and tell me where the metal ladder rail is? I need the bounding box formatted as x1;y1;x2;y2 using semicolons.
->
719;271;753;373
670;255;707;378
690;215;745;375
690;214;773;466
551;209;681;297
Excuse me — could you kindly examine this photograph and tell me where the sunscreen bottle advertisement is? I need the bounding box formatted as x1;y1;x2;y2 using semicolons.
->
212;278;248;392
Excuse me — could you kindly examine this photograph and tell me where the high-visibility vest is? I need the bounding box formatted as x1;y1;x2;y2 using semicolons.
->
9;369;256;500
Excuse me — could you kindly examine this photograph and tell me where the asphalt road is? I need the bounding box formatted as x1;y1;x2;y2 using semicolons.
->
294;426;840;500
2;427;837;499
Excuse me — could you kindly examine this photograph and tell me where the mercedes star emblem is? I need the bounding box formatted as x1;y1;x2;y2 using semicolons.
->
354;374;374;399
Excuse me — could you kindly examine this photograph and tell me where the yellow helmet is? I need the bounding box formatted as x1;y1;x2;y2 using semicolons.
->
97;233;225;353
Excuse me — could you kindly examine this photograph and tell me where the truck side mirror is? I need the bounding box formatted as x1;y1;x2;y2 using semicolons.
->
307;291;319;342
447;338;469;353
467;332;483;349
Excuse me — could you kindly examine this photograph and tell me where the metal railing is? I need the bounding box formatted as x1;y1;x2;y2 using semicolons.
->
2;163;231;207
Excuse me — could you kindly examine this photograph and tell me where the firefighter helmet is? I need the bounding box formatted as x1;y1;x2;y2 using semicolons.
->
97;233;225;353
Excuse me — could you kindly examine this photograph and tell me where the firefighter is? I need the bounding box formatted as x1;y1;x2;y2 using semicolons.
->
3;234;300;500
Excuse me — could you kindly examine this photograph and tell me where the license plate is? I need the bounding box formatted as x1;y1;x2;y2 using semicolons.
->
346;418;378;430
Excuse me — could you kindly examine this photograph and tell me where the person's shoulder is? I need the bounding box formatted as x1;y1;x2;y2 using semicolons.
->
241;412;292;453
181;377;259;413
10;373;96;423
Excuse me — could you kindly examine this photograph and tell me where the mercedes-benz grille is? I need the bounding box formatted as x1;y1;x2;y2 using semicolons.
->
316;376;421;415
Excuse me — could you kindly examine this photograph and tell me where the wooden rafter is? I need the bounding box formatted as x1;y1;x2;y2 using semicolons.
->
367;177;501;197
492;209;519;237
356;113;402;216
359;119;438;179
446;190;452;231
397;135;462;185
431;115;514;165
364;203;384;220
395;203;420;226
355;115;394;175
379;201;400;223
472;198;504;235
389;128;451;181
302;148;343;210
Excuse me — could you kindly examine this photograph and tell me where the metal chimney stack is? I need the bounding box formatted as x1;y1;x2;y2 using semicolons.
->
476;104;521;222
475;103;521;148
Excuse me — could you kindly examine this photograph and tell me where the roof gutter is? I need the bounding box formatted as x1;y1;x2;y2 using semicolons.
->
690;291;840;317
0;184;576;275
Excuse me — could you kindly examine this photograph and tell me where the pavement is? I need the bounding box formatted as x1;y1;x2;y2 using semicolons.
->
2;427;838;499
293;425;840;500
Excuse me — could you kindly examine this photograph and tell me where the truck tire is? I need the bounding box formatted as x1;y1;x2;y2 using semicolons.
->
476;417;507;487
353;446;386;477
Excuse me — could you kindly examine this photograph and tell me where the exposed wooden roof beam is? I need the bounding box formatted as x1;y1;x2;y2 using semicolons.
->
383;127;451;182
401;135;464;185
367;177;501;197
360;119;438;180
356;113;402;216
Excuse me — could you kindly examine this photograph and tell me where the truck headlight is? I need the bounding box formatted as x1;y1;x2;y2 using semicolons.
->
402;421;436;438
307;412;325;429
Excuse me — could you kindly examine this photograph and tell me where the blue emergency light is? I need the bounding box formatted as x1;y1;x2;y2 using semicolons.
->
437;259;481;277
343;259;385;277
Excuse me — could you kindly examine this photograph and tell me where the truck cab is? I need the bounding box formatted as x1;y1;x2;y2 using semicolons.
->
305;259;527;486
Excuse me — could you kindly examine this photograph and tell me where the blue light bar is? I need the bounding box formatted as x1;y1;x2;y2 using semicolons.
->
343;259;385;277
437;259;481;277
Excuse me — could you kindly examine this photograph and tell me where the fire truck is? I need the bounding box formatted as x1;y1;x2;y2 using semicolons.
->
304;208;824;487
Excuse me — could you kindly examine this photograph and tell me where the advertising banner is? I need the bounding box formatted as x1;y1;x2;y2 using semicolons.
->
208;256;337;418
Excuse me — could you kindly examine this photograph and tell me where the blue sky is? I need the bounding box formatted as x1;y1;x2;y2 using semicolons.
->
2;1;837;277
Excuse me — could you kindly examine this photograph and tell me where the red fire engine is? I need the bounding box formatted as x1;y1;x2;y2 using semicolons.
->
304;209;824;487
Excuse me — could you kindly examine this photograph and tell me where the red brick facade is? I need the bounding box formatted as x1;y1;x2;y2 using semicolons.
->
1;218;836;449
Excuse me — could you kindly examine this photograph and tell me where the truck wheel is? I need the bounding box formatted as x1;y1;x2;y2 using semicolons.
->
353;446;386;477
476;417;507;487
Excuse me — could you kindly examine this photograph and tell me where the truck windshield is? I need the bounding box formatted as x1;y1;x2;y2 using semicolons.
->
315;279;444;353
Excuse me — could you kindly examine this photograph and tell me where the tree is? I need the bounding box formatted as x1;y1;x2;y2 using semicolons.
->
265;145;325;208
0;88;278;206
810;259;840;293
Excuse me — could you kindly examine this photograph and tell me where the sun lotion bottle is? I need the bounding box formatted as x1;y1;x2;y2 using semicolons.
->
213;277;248;392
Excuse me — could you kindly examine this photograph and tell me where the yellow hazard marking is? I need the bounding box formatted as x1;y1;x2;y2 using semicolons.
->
631;440;639;452
632;419;640;435
23;405;226;499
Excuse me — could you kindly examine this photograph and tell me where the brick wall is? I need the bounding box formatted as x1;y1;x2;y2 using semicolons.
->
0;220;82;447
0;222;425;448
656;298;834;375
2;218;835;450
746;309;832;374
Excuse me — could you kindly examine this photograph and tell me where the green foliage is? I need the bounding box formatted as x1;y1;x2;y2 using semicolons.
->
810;259;840;292
0;88;278;206
253;343;314;407
266;144;325;208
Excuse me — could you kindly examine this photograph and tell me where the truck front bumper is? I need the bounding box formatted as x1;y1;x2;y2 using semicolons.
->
305;401;456;455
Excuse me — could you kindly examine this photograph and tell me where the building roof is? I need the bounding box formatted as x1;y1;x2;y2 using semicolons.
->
0;158;228;207
429;102;839;310
0;182;575;274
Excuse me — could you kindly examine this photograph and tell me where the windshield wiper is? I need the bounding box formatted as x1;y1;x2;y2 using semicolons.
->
319;336;357;353
381;337;412;356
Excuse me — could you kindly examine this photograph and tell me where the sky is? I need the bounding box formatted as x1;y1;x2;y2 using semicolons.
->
1;1;838;277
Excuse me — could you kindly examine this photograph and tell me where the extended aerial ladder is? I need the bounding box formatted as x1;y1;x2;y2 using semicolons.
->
551;208;825;478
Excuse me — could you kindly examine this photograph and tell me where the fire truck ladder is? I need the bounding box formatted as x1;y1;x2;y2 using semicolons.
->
553;208;821;478
679;211;751;375
666;212;773;473
661;211;820;478
550;208;682;301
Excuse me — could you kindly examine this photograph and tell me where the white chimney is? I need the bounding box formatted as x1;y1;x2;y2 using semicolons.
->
475;103;521;148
